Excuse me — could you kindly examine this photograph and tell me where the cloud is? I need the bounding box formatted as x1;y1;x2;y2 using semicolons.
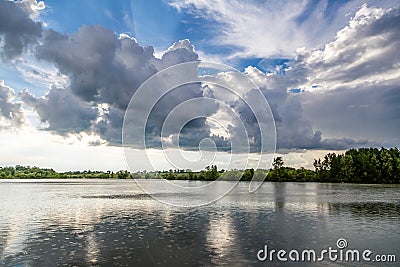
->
19;88;98;134
0;0;43;61
0;80;24;128
3;2;398;153
35;27;155;110
226;67;368;151
20;24;221;147
293;4;400;91
246;4;400;148
94;105;125;144
169;0;400;58
24;3;397;151
154;39;198;68
295;5;400;147
300;84;400;147
15;0;45;19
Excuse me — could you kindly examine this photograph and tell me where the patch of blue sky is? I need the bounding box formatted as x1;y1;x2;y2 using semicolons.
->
258;58;290;75
129;0;234;56
226;57;267;72
289;85;320;93
129;0;185;49
42;0;224;54
0;65;43;95
288;88;304;93
295;0;351;25
212;57;292;74
41;0;133;34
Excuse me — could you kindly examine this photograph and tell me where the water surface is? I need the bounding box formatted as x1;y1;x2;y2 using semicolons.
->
0;180;399;266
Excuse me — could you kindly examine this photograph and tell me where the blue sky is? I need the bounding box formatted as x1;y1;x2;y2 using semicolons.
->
43;0;181;44
0;0;399;171
39;0;295;70
42;0;222;55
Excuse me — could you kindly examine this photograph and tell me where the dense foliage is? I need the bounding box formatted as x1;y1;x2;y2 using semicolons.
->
1;148;399;184
0;165;131;179
313;147;400;184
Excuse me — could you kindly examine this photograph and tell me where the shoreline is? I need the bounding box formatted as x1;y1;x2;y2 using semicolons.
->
1;177;399;185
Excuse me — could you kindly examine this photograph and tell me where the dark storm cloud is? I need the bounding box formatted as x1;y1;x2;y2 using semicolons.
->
36;27;157;109
228;78;369;151
23;25;216;146
94;106;124;144
300;84;400;146
268;91;370;150
0;81;24;127
0;0;42;61
20;88;98;134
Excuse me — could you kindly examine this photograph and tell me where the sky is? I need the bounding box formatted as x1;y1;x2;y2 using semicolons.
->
0;0;399;172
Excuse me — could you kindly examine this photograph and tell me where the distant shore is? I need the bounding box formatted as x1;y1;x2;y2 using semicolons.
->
1;147;399;184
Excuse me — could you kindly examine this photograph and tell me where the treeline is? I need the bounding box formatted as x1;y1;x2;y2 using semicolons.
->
139;147;400;184
0;165;131;179
313;147;400;184
0;165;58;178
1;148;399;184
159;164;316;182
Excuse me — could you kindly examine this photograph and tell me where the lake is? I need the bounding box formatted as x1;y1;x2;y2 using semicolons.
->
0;179;399;266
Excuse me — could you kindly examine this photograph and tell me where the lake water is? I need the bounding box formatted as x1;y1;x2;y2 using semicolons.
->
0;179;399;266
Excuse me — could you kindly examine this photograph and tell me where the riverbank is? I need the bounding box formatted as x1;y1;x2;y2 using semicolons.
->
1;147;399;184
